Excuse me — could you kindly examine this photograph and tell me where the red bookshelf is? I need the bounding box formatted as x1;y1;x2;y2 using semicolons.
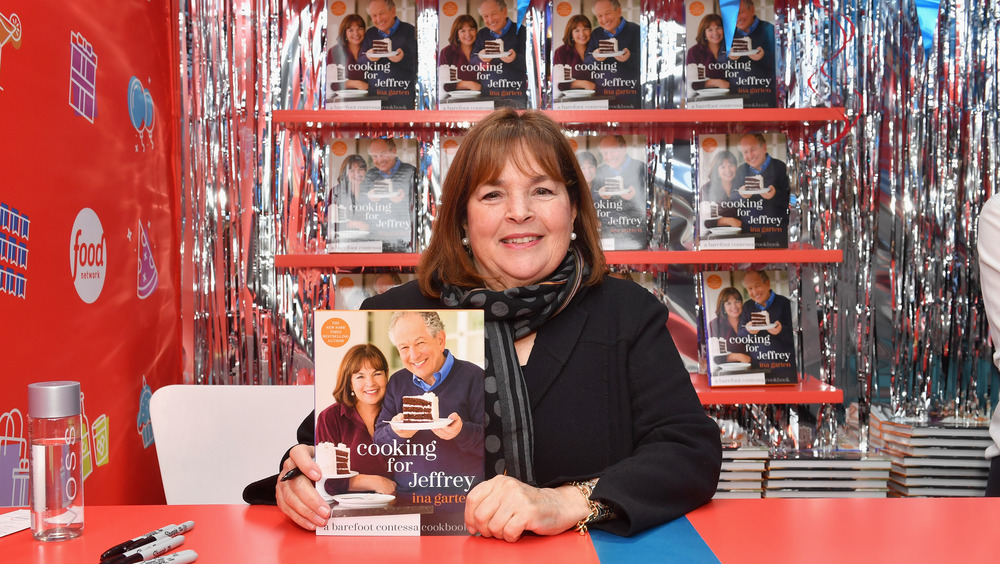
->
692;373;842;405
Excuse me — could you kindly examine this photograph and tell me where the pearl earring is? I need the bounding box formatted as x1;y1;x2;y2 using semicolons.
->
570;232;577;241
462;237;470;246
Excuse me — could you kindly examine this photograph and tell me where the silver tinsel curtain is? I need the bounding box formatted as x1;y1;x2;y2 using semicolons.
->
178;0;1000;445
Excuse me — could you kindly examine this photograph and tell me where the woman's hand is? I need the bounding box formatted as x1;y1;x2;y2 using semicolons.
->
275;444;330;530
464;475;592;542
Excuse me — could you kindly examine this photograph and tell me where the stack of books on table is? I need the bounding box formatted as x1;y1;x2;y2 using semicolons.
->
763;451;891;498
869;404;991;497
714;445;769;499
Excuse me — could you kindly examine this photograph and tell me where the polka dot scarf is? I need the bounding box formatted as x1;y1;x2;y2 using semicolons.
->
438;249;587;484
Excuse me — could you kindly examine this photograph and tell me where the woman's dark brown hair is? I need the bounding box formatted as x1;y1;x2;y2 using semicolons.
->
449;14;478;49
561;14;592;48
418;109;606;296
332;344;389;407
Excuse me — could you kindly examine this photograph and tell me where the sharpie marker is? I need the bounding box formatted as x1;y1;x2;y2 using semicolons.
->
145;550;199;564
101;524;177;560
124;521;195;552
280;467;304;482
104;535;186;564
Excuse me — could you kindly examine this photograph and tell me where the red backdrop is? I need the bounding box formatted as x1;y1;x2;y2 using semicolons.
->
0;2;180;505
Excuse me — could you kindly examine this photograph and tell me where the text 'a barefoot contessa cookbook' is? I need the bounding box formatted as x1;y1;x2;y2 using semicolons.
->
313;309;485;535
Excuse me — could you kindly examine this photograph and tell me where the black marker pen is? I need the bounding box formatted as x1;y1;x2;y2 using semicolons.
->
104;535;185;564
124;521;195;552
100;524;177;560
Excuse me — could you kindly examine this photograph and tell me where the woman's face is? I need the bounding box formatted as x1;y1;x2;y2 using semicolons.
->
458;23;477;46
465;152;577;290
723;296;743;319
717;159;736;182
705;23;723;46
347;163;366;185
346;23;365;46
350;362;387;407
580;161;596;183
572;23;591;46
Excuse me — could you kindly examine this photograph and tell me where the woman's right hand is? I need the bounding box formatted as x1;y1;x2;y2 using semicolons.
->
275;444;330;530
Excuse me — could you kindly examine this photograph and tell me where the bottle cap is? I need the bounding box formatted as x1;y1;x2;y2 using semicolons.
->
28;381;82;418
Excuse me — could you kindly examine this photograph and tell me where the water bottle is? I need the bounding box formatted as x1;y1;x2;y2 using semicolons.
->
28;381;85;541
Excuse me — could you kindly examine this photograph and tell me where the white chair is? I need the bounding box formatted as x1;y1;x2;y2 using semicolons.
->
150;384;313;505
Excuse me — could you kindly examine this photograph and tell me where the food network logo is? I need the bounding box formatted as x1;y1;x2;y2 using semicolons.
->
70;208;106;303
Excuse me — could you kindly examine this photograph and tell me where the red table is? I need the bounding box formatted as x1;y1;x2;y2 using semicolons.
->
3;498;999;563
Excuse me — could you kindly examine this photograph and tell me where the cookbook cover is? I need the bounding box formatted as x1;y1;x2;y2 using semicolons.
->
552;0;640;109
437;0;528;109
326;0;418;109
701;269;797;386
572;134;648;250
696;132;790;249
683;0;777;109
314;309;486;535
326;136;417;252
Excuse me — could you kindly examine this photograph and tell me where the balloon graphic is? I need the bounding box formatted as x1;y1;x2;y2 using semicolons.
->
128;76;145;132
143;89;155;132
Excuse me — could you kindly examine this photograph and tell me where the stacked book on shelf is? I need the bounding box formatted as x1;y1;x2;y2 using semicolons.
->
714;444;768;499
763;451;891;498
869;404;991;497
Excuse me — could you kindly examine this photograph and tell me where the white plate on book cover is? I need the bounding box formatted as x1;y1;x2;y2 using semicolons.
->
367;189;403;200
334;229;371;240
332;493;395;508
448;90;482;100
745;322;777;331
738;186;770;196
480;49;514;60
595;50;626;58
387;418;454;431
336;89;369;99
696;88;730;98
729;50;758;58
561;89;596;99
708;226;742;236
365;48;402;60
717;362;752;372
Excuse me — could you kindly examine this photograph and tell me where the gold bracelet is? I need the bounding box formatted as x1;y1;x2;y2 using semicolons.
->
571;479;613;534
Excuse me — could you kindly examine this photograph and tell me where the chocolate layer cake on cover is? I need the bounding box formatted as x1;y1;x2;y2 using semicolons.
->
603;176;624;193
371;178;393;195
402;392;439;422
598;38;618;54
316;442;351;475
708;202;719;219
731;37;752;53
484;39;503;56
372;38;391;55
744;175;763;191
749;311;770;327
331;64;346;82
448;65;459;82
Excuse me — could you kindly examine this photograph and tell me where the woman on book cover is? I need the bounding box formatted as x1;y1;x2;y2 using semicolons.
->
272;109;721;540
685;13;730;93
315;343;397;497
327;153;371;236
327;13;369;93
553;14;597;92
709;286;751;364
700;149;742;229
439;14;482;93
576;150;598;184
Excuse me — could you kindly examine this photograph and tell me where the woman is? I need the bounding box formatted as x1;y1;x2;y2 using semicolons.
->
439;15;482;93
276;110;721;539
327;153;370;235
553;14;596;91
314;344;396;496
709;286;751;364
685;14;730;91
327;13;368;92
576;150;597;184
701;150;742;229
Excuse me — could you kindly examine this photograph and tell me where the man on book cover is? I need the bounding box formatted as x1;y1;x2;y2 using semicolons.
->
738;270;796;380
584;0;640;109
470;0;527;108
733;133;789;248
358;0;417;109
590;135;647;250
373;312;485;498
730;0;776;108
359;138;416;252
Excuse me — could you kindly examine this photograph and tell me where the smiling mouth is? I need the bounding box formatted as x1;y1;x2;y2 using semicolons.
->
503;236;540;245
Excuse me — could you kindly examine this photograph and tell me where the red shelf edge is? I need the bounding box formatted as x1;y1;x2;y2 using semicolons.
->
692;373;843;405
271;107;848;126
274;246;842;269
